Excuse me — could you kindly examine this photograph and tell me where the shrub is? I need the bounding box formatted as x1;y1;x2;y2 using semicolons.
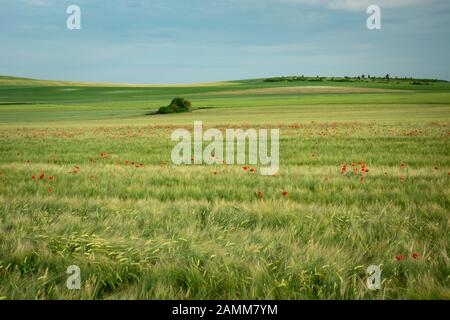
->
157;97;192;114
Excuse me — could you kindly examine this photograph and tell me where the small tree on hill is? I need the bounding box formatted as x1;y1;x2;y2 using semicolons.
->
157;97;192;114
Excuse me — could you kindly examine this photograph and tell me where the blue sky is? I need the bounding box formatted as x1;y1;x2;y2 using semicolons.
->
1;0;449;84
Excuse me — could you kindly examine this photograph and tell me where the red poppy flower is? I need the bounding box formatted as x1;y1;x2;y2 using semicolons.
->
49;176;54;180
32;175;36;180
257;191;263;198
39;174;45;180
250;167;255;173
48;187;53;193
358;162;363;165
125;160;129;165
412;253;420;259
243;166;248;171
282;191;288;196
395;255;406;261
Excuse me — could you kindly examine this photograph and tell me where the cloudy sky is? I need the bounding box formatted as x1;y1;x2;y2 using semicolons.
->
1;0;449;83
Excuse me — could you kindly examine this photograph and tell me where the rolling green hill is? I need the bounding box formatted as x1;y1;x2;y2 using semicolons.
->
0;74;449;125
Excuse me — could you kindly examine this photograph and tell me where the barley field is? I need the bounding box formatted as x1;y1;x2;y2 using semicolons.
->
0;76;449;299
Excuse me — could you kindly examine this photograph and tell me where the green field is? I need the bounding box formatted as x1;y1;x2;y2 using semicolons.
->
0;76;449;299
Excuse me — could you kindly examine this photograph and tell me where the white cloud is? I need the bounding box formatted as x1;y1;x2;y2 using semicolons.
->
282;0;440;12
21;0;50;7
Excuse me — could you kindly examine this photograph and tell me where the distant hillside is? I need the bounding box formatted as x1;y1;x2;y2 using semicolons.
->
0;75;239;88
0;75;80;86
0;74;447;93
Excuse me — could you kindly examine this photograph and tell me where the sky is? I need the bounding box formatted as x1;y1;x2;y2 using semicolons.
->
0;0;449;84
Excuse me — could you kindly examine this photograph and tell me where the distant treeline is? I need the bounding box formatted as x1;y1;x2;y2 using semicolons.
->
263;75;447;85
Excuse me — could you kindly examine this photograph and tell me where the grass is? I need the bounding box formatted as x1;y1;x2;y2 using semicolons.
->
0;76;449;299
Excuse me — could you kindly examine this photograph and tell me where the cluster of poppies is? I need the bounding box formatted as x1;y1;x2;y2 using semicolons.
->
99;152;109;159
340;162;369;176
124;160;145;168
71;166;80;174
256;190;289;199
396;252;420;261
242;165;256;173
31;172;55;193
100;151;145;169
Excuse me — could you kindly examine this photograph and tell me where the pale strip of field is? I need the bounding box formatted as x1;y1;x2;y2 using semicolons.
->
0;78;240;88
204;86;409;95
